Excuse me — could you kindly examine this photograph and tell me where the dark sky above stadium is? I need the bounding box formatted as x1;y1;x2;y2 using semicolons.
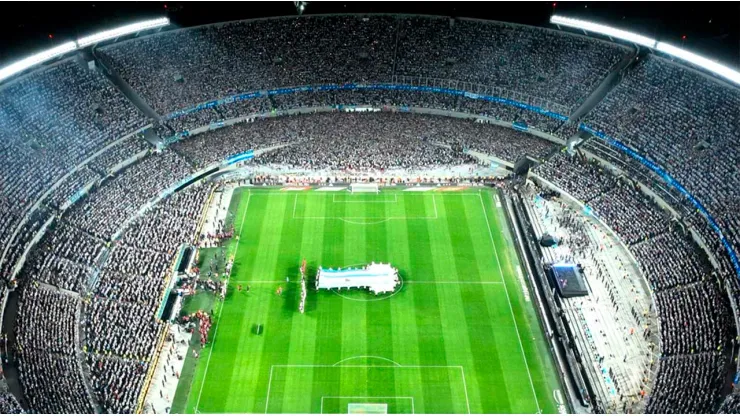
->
1;1;738;69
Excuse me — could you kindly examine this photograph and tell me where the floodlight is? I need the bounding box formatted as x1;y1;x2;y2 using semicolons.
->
0;41;78;82
551;15;657;48
552;15;740;86
656;42;740;85
77;17;170;47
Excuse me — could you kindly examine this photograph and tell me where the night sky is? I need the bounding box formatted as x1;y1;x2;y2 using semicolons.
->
1;1;738;69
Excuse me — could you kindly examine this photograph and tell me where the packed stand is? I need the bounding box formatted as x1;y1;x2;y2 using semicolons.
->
87;185;209;357
83;296;163;359
719;393;740;414
647;352;727;413
655;280;733;356
14;285;94;413
588;181;671;245
216;96;272;120
535;153;619;203
17;223;105;293
0;388;23;414
0;208;52;283
64;150;194;240
395;17;625;109
253;112;478;170
100;15;627;117
87;136;151;174
172;119;292;169
534;152;735;412
94;246;171;305
86;354;147;414
0;59;147;231
44;167;101;209
100;15;399;115
584;56;740;275
166;108;222;134
630;229;713;291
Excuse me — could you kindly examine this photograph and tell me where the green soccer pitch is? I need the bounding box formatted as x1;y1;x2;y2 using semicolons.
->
177;188;562;414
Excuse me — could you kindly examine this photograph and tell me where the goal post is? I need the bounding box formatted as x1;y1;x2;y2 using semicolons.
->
349;183;380;194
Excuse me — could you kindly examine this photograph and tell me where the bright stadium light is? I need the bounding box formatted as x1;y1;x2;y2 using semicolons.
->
77;17;170;47
550;15;657;48
551;14;740;86
656;42;740;85
0;41;78;82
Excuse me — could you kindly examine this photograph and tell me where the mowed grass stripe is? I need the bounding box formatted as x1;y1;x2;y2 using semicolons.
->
386;195;425;403
433;194;483;413
282;191;325;412
441;194;511;413
236;193;289;413
488;194;561;413
196;190;258;412
463;194;533;412
365;199;396;401
340;199;369;397
477;192;543;413
307;195;344;411
185;189;562;414
272;195;308;413
405;196;454;412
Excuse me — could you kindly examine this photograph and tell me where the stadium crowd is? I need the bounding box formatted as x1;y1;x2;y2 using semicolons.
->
100;15;625;117
0;59;147;269
0;389;23;414
87;355;147;414
0;12;737;415
64;150;193;240
17;223;106;293
584;56;740;283
250;112;560;171
534;152;735;413
719;393;740;414
14;286;95;413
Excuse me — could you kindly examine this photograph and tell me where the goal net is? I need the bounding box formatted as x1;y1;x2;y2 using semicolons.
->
349;183;380;194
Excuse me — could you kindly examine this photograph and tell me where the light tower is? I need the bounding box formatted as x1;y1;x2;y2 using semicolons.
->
294;1;308;15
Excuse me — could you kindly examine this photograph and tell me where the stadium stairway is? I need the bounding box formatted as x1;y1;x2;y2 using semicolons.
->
568;48;642;122
88;48;162;121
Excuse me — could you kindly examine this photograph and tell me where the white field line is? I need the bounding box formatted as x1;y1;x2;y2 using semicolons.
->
332;194;398;203
478;192;540;412
246;192;487;197
264;366;275;414
195;191;252;413
272;364;462;368
332;355;402;367
320;397;414;415
460;366;472;414
267;364;468;414
405;280;504;285
294;216;436;220
229;280;504;285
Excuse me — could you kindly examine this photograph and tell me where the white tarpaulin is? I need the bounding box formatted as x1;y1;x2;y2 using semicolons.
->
316;263;399;295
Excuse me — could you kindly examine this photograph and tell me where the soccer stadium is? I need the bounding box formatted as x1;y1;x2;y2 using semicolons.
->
0;2;738;414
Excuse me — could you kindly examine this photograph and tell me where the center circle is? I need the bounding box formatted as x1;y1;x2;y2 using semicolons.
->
326;264;404;302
